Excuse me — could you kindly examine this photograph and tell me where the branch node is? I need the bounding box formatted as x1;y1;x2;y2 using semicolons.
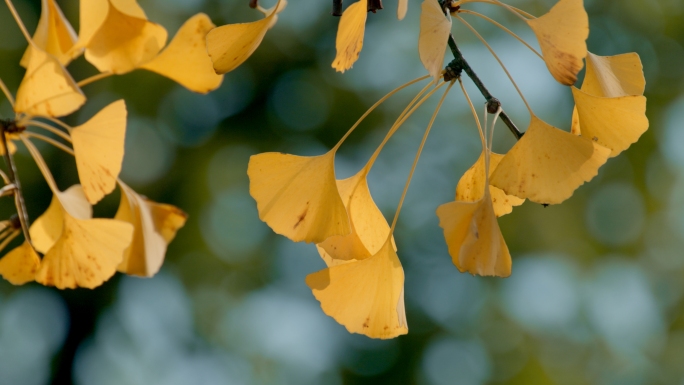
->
444;58;463;82
486;98;501;114
368;0;383;13
249;0;258;9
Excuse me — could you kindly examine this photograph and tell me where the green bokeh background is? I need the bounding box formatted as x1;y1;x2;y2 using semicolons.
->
1;0;684;384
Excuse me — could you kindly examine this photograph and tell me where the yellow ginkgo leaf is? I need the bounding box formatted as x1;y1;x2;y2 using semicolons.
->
527;0;588;85
206;0;285;75
84;0;168;74
332;0;368;73
72;100;127;204
437;189;511;277
571;87;648;157
317;170;394;267
306;238;408;339
582;52;645;98
70;0;109;54
490;116;610;204
248;151;350;243
21;0;79;67
30;185;92;254
456;151;524;217
115;180;187;277
140;13;223;93
0;241;41;285
419;0;451;82
14;48;86;118
398;0;408;20
35;215;133;289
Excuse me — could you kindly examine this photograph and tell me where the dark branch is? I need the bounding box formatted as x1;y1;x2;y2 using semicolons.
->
332;0;342;16
440;1;523;140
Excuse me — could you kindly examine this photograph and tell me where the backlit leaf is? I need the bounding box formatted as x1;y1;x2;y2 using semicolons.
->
115;180;187;277
72;100;127;204
527;0;588;85
437;189;511;277
456;151;524;217
14;48;85;118
0;241;41;285
248;151;350;243
419;0;451;82
307;238;408;339
490;116;610;204
332;0;368;73
21;0;79;66
141;13;223;93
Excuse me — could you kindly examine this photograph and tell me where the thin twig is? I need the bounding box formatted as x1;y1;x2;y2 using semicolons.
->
0;122;31;243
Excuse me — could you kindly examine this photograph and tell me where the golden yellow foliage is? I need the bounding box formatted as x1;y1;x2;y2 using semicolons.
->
332;0;368;73
0;241;40;285
419;0;452;82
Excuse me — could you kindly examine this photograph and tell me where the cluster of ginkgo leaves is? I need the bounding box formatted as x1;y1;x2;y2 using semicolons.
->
0;0;236;288
209;0;649;339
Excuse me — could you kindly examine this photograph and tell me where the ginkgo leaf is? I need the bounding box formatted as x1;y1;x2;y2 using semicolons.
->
317;170;394;267
0;241;41;285
419;0;451;82
35;215;133;289
72;100;127;204
332;0;368;73
398;0;408;20
572;87;648;157
307;238;408;339
115;180;187;277
437;189;511;277
21;0;79;67
30;185;92;254
527;0;588;85
456;151;524;217
582;52;645;97
14;48;86;118
84;0;168;74
70;0;109;54
248;151;350;243
140;13;223;93
490;116;610;204
206;0;284;75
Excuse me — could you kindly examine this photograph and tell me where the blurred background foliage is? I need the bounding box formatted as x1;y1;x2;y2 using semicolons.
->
1;0;684;384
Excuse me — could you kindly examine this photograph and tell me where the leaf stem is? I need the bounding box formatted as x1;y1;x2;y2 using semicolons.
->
76;72;113;88
0;78;15;107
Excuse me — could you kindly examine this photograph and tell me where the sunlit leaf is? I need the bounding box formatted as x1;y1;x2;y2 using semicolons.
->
21;0;79;66
419;0;451;82
527;0;588;85
115;180;187;277
72;100;127;204
14;48;86;118
456;151;524;217
206;0;284;75
140;13;223;93
332;0;368;73
247;151;350;243
490;116;610;204
0;241;41;285
307;238;408;339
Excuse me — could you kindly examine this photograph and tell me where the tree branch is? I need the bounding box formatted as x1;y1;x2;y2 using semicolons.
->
440;1;523;139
